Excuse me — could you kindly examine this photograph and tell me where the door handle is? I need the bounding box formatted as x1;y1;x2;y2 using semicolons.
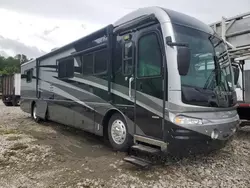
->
129;77;134;99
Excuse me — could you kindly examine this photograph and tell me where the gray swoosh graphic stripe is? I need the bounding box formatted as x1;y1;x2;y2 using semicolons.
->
39;80;94;111
40;71;164;118
70;76;164;118
40;70;96;97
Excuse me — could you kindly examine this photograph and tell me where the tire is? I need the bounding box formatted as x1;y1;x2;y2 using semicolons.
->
4;102;13;106
32;103;41;123
12;101;17;106
12;98;19;106
108;113;132;151
17;98;20;106
44;109;49;122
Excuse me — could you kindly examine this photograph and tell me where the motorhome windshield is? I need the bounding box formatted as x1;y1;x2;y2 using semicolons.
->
173;24;236;107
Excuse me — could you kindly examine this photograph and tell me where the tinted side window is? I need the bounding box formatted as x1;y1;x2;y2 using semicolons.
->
138;33;162;77
82;53;94;75
26;69;33;82
94;49;108;74
58;58;74;78
123;41;134;75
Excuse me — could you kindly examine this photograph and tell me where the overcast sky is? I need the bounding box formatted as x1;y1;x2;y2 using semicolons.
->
0;0;250;58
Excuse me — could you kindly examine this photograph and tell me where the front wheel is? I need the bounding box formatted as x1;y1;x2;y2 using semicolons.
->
108;113;132;151
32;103;41;123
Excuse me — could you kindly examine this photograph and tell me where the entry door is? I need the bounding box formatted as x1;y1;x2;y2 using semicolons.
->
134;25;165;140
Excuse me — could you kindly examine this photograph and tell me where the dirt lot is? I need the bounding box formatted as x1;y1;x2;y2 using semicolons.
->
0;102;250;188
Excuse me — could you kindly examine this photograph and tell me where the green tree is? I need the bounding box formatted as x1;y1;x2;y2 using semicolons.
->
15;54;29;64
0;54;29;76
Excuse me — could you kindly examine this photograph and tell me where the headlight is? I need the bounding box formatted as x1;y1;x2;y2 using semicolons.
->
174;115;203;125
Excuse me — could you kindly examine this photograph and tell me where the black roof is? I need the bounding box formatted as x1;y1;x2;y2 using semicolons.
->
37;25;111;61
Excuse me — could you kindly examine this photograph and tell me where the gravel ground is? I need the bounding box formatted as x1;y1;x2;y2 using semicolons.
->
0;101;250;188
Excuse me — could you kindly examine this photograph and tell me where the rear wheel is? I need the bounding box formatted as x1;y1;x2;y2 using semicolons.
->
4;102;13;106
108;113;132;151
12;97;19;106
32;103;41;123
12;101;17;106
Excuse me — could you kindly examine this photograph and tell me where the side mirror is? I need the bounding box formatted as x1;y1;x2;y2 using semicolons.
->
232;65;239;85
177;46;191;76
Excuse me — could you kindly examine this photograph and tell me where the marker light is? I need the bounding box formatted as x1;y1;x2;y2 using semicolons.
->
211;129;219;139
124;34;132;41
174;115;203;125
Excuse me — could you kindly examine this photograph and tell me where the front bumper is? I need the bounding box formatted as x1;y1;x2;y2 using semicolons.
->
167;128;233;156
166;118;239;156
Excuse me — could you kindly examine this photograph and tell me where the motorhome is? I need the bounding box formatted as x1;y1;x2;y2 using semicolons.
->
20;7;240;166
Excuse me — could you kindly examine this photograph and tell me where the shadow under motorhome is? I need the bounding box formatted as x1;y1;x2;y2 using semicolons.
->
20;7;240;160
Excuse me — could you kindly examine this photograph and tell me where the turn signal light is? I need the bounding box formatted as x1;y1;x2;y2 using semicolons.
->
174;116;203;125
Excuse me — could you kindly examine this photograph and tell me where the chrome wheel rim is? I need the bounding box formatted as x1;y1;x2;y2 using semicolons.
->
111;119;127;145
33;106;37;119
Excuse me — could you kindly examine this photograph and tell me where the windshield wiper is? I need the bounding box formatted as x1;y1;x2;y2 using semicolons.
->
203;69;215;89
203;55;221;89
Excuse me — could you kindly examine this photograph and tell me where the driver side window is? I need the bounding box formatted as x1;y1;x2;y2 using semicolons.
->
137;33;162;77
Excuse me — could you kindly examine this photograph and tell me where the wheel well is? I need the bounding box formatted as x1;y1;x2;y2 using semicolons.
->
102;109;123;140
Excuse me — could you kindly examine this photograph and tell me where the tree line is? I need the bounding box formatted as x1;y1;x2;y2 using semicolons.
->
0;54;30;76
0;54;30;93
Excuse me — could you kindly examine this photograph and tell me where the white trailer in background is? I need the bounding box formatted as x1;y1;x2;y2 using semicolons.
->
210;12;250;126
1;73;21;106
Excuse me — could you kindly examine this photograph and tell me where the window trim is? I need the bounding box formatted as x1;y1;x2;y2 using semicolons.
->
81;47;109;76
57;58;74;79
93;48;108;76
122;40;135;76
82;52;94;75
26;68;33;83
136;31;164;79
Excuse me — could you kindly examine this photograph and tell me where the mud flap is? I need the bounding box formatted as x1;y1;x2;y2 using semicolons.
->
36;100;48;119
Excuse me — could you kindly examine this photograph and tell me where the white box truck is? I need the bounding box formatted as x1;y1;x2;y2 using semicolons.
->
1;73;21;106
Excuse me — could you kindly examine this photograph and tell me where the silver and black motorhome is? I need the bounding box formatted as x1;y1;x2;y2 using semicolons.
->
21;7;240;164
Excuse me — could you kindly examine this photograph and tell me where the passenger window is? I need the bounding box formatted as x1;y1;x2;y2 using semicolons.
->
58;58;74;78
94;49;108;75
138;33;162;77
26;69;33;83
123;41;134;75
82;53;94;75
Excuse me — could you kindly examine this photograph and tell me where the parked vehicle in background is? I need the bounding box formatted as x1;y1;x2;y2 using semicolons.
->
0;77;2;99
1;74;21;106
210;12;250;127
20;7;240;166
233;58;250;126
